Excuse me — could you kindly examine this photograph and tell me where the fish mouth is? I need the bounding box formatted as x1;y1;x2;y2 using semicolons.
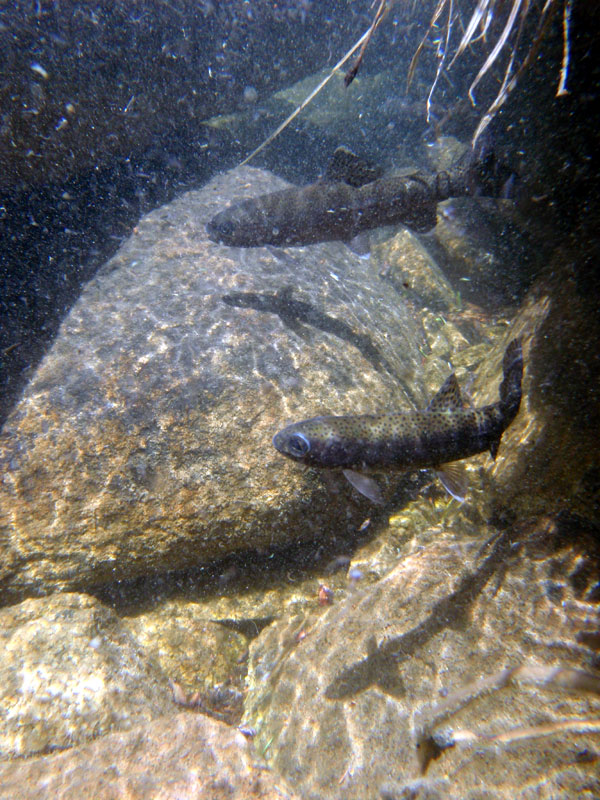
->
272;431;285;453
272;428;312;460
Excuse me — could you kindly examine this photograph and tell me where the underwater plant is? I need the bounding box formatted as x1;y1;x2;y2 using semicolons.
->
407;0;571;142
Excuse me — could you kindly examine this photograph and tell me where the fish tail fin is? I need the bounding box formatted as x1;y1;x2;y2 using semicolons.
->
451;132;518;200
474;135;519;199
498;338;523;424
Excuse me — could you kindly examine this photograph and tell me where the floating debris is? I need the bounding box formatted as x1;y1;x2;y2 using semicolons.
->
30;62;49;80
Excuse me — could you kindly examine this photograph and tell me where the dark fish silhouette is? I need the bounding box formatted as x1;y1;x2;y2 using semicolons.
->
208;144;507;248
273;339;523;504
222;286;395;377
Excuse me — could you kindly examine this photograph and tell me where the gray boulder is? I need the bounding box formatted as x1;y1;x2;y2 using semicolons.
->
0;166;427;600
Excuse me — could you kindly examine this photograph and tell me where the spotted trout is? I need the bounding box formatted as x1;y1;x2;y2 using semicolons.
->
272;339;523;504
208;143;510;248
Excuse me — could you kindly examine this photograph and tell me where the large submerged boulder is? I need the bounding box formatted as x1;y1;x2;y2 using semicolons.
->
0;165;429;601
0;712;300;800
243;516;600;800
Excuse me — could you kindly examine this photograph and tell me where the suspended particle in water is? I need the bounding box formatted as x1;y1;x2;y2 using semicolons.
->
243;86;258;104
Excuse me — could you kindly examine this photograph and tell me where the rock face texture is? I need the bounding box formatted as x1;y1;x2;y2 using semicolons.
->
123;599;249;724
0;165;429;601
243;519;600;800
1;158;598;800
0;593;172;758
0;712;300;800
470;261;600;525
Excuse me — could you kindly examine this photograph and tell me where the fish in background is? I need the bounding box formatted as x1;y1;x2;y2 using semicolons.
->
207;142;513;248
272;339;523;504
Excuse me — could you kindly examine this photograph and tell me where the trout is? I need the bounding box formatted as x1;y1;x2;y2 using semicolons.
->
208;144;509;248
272;339;523;504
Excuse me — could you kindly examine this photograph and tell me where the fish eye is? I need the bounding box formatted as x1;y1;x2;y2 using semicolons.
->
217;218;235;238
288;432;310;457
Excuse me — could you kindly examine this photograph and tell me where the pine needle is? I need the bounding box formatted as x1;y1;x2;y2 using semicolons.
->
239;12;386;168
413;0;562;145
449;0;494;68
556;0;572;96
426;0;454;123
471;0;558;144
467;0;527;105
407;0;449;91
345;0;389;86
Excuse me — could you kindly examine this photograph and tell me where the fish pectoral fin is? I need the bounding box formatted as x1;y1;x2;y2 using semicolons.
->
427;373;464;412
325;146;384;188
435;463;468;503
343;469;384;505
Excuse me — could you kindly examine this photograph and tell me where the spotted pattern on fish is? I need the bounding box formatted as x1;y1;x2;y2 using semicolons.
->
273;339;522;474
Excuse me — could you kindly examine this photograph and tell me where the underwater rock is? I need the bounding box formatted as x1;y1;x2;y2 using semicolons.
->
123;600;248;725
417;135;546;311
243;519;600;800
0;593;172;759
371;227;459;312
0;165;429;601
422;197;539;310
471;256;600;524
0;712;300;800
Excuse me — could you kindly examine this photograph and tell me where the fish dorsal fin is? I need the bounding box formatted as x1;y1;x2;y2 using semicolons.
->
325;146;384;188
426;374;463;412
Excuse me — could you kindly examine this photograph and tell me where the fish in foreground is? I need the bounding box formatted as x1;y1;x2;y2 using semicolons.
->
272;339;523;504
207;143;511;248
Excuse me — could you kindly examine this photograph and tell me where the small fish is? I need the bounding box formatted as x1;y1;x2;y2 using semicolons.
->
208;142;508;248
272;339;523;504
